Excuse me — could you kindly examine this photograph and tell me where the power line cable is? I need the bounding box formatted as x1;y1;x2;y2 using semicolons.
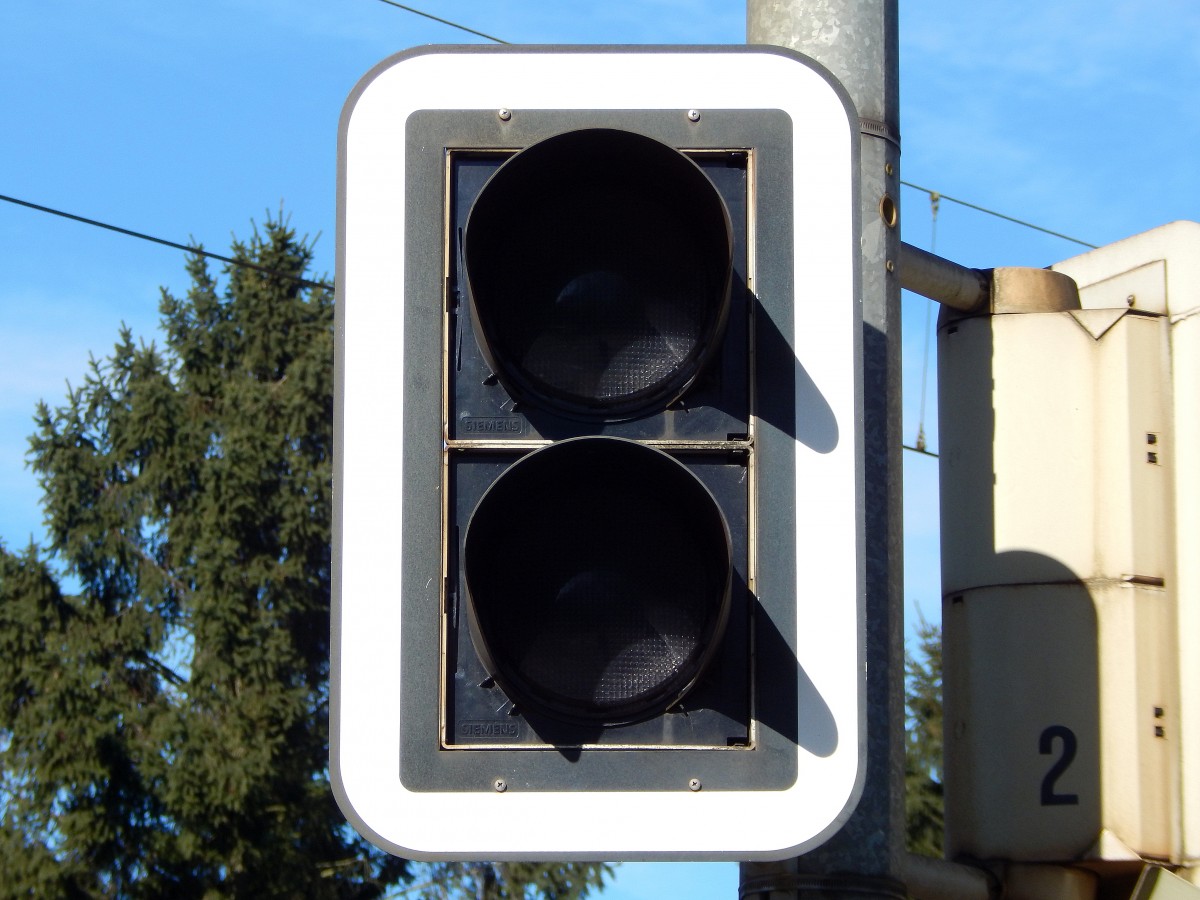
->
0;193;333;292
372;7;1099;256
2;180;1093;311
2;4;1099;466
372;4;1094;254
4;188;949;459
914;191;939;455
901;180;1098;249
902;443;938;459
372;0;508;43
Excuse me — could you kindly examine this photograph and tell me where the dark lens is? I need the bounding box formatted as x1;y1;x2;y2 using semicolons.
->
462;437;732;725
464;129;732;420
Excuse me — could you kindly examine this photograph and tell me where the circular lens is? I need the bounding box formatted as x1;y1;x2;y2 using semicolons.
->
464;128;733;420
462;437;732;725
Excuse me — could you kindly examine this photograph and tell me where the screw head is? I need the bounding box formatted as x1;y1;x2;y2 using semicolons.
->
686;109;701;123
494;778;508;793
688;778;702;792
497;108;512;122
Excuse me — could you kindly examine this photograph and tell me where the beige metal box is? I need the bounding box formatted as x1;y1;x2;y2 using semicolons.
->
940;221;1200;872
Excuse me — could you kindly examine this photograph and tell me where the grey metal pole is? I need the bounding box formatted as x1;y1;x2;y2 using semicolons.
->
743;2;906;898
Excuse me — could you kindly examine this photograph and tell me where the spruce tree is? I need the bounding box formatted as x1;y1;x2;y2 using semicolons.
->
0;217;609;899
904;616;945;857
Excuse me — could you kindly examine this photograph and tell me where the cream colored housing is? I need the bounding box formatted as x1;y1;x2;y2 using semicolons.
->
940;222;1200;884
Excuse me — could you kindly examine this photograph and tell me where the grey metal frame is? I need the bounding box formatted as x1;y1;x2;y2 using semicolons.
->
390;106;832;793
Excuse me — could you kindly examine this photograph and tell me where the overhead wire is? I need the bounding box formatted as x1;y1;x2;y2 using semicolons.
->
2;176;1091;465
369;5;1096;256
0;193;333;292
372;0;508;43
914;191;939;455
900;181;1098;249
4;2;1106;463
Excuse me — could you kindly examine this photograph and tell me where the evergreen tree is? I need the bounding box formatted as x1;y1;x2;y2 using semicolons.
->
0;217;610;900
394;863;613;900
904;616;944;857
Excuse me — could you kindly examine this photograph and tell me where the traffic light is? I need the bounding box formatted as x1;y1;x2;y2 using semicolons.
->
333;45;864;860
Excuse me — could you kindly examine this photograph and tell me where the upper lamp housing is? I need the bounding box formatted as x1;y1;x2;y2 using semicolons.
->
464;128;734;421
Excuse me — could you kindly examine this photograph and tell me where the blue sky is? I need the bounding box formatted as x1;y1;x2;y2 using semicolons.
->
1;1;1198;895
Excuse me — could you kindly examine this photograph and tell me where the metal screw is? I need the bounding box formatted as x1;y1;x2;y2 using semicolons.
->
497;108;512;121
885;259;895;273
686;109;701;123
688;778;702;792
494;778;508;793
884;162;895;176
